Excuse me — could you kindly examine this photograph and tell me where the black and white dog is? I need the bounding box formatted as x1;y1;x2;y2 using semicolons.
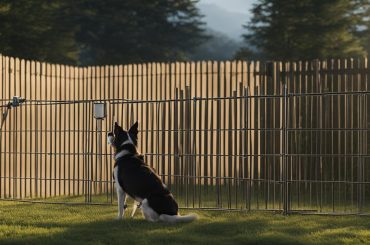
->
108;121;197;223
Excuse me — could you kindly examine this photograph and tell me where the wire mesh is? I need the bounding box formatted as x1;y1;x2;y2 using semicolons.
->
0;56;369;215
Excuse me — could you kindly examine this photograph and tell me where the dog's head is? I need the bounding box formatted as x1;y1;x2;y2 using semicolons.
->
107;121;138;149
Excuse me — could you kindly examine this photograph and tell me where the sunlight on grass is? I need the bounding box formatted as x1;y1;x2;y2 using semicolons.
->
1;200;370;244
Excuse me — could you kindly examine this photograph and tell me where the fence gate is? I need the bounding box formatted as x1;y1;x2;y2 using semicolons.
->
0;55;369;215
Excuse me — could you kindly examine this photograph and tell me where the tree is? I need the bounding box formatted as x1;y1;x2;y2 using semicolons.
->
0;0;79;64
239;0;365;60
0;0;206;65
74;0;207;65
352;0;370;55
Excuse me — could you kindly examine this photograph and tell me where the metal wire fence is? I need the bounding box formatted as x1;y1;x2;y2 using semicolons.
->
0;55;369;215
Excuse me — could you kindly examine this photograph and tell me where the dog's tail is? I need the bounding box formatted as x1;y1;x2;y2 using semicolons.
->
159;213;198;223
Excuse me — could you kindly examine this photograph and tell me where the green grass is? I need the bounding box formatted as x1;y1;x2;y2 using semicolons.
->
1;200;370;245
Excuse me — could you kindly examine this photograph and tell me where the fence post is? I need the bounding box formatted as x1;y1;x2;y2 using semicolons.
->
283;84;289;215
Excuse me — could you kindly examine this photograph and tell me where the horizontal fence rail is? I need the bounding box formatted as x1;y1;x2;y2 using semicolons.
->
0;54;369;215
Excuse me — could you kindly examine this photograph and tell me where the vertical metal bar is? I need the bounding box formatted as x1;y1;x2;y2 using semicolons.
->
193;62;197;208
263;63;268;210
105;66;111;201
19;59;23;199
53;66;58;197
197;62;202;208
23;60;28;198
35;62;40;198
227;89;233;209
97;119;102;196
76;68;81;197
192;96;197;208
40;63;45;199
29;61;33;198
8;58;12;198
223;61;227;208
82;68;87;203
102;66;107;196
174;87;179;196
63;67;67;196
350;59;354;211
12;58;17;198
58;65;63;198
255;85;259;210
145;64;150;186
283;84;288;215
89;102;93;203
184;86;189;207
168;63;173;191
337;59;344;211
230;63;235;210
239;82;244;209
210;62;215;205
233;89;238;209
48;64;52;198
67;65;72;197
358;90;362;213
203;62;209;205
246;63;250;210
248;86;253;210
216;61;221;208
47;65;52;197
161;64;166;187
73;67;77;196
5;57;8;198
331;60;335;213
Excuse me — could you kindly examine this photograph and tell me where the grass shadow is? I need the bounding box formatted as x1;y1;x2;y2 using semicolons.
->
1;201;370;244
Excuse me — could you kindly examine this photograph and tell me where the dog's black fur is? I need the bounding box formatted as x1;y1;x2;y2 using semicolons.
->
110;122;178;216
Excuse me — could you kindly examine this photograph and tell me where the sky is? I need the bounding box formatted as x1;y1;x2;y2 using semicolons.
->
199;0;255;14
197;0;256;41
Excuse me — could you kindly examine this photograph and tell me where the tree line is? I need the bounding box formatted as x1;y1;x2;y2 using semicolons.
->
239;0;370;60
0;0;206;65
1;0;370;65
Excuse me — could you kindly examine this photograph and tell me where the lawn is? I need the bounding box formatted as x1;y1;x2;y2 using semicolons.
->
0;200;370;245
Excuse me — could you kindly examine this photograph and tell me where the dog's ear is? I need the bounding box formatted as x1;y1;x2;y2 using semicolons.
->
114;122;122;135
128;121;139;146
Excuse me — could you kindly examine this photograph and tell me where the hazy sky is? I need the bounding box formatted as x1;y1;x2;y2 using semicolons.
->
199;0;255;14
197;0;256;40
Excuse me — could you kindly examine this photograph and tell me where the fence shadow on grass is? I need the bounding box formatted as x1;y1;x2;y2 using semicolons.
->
1;202;369;245
0;218;281;245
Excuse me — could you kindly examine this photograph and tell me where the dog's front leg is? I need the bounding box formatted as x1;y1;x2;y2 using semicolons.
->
116;188;126;220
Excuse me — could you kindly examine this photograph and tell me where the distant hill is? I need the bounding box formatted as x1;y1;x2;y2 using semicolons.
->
198;3;249;41
190;3;251;60
190;29;244;61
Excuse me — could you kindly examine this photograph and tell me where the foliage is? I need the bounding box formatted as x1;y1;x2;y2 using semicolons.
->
0;0;78;64
353;0;370;55
74;0;206;65
0;0;206;65
239;0;366;60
